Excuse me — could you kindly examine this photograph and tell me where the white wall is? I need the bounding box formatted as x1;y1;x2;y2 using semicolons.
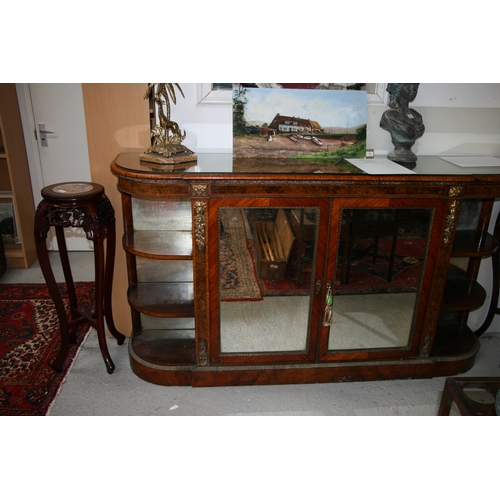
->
368;83;500;156
171;83;500;158
170;84;232;153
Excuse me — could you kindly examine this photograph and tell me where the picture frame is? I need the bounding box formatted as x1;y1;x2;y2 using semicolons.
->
196;83;388;107
232;87;367;161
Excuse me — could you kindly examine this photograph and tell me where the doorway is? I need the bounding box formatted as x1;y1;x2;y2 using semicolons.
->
17;83;93;251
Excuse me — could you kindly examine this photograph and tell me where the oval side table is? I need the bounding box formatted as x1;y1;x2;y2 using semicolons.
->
34;182;126;374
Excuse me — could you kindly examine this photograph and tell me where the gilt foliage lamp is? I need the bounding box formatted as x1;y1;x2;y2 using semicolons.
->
380;83;425;163
140;83;197;166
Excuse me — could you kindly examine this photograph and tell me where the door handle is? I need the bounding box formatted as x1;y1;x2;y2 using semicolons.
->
38;123;55;147
322;280;333;326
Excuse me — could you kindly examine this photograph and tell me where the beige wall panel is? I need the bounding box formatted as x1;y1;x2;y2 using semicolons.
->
82;84;150;336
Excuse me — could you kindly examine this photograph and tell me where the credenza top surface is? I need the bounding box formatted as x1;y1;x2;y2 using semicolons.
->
113;153;500;180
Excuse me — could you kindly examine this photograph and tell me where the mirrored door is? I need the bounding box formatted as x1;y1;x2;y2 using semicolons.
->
209;199;330;364
319;200;439;360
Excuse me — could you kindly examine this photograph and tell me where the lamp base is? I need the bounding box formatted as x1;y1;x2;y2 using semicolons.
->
140;151;198;165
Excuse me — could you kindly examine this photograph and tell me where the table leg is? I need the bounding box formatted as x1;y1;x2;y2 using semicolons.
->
103;220;126;345
35;235;70;373
474;208;500;336
437;379;453;415
55;226;79;343
94;236;116;374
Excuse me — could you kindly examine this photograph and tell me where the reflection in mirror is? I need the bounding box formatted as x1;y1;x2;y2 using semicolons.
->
219;207;318;353
329;207;432;351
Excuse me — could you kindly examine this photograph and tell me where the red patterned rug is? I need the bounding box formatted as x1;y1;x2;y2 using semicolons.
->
219;209;262;301
250;237;424;296
0;282;94;416
219;207;425;300
335;237;425;295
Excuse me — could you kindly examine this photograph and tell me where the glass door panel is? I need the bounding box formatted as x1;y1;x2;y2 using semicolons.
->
211;200;329;363
323;204;435;357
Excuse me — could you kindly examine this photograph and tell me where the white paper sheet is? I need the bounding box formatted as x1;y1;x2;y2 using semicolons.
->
347;158;416;174
440;156;500;167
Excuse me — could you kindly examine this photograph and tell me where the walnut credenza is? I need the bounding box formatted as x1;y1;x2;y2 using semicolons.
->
111;153;500;386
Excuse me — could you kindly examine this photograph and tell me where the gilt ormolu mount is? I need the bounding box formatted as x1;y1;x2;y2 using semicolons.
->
140;83;197;166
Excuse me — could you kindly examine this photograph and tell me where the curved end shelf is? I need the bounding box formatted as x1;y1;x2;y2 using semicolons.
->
441;264;486;312
431;323;479;359
123;231;193;259
131;331;196;365
452;230;498;258
128;283;195;317
129;334;195;386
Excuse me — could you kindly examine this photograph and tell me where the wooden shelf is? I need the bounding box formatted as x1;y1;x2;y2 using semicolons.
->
431;322;479;358
123;230;192;259
452;230;498;258
128;282;195;317
131;332;196;365
440;264;486;312
137;259;193;283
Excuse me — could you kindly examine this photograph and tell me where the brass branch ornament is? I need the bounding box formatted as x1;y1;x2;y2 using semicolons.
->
140;83;197;166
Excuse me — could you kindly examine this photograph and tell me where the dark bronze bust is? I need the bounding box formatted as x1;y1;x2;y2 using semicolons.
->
380;83;425;163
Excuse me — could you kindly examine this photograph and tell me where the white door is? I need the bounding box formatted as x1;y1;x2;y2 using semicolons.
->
18;83;93;250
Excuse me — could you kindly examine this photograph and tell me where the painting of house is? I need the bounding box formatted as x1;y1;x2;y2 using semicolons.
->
233;87;367;160
268;114;322;134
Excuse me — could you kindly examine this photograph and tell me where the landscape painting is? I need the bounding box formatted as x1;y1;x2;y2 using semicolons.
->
232;87;367;164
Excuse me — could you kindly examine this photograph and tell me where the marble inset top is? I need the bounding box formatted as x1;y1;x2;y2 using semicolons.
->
52;183;94;194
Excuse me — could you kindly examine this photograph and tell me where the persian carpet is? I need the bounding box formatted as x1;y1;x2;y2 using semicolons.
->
219;208;425;300
335;237;425;295
219;209;262;301
0;282;94;416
